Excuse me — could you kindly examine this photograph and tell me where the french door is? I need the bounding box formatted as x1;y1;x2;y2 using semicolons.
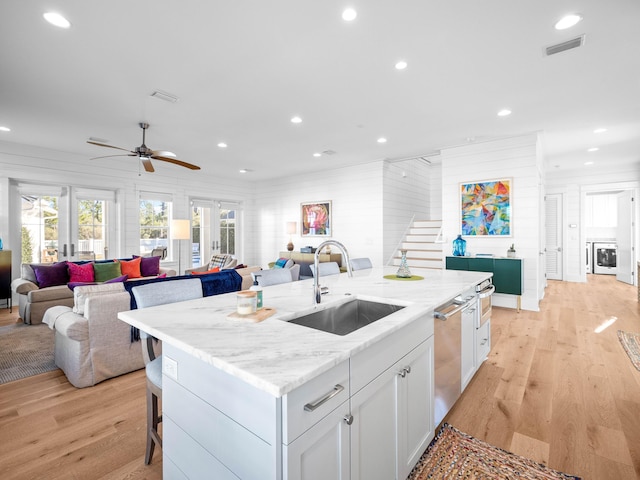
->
19;184;116;264
190;199;239;268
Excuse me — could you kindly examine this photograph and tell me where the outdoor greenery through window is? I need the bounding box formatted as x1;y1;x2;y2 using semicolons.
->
140;198;170;256
77;200;107;260
220;208;235;255
21;195;59;264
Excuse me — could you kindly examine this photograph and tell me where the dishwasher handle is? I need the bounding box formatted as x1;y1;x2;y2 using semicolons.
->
434;299;474;320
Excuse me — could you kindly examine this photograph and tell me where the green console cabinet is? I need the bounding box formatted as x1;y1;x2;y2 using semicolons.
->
446;256;523;310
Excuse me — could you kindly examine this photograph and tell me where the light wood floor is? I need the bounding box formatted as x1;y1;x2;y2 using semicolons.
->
447;274;640;480
0;274;638;479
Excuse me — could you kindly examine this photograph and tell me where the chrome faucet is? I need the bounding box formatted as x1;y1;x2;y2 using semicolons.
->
313;240;352;304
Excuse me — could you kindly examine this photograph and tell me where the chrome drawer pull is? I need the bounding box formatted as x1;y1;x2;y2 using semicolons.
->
304;384;344;412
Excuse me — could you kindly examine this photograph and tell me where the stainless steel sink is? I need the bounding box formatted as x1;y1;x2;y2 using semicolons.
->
288;299;405;336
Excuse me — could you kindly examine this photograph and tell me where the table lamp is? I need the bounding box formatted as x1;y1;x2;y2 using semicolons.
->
286;222;297;252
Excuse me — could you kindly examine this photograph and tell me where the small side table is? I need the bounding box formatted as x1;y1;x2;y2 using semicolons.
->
0;250;12;312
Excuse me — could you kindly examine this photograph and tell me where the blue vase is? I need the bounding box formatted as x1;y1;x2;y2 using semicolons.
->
452;235;466;256
0;237;3;250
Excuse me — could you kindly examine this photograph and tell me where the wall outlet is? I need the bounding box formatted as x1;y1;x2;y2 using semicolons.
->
163;355;178;381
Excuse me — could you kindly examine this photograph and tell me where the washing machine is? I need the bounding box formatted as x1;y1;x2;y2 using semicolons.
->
593;242;617;275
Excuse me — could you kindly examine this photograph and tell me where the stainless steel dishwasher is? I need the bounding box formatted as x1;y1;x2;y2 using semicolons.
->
433;291;476;427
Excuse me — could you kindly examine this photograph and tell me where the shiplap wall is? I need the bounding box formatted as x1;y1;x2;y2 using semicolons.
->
0;141;253;275
252;161;386;268
441;134;542;311
382;159;431;264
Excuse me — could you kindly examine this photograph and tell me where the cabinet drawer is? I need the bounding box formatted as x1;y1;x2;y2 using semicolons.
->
351;314;432;395
476;320;491;365
282;360;350;444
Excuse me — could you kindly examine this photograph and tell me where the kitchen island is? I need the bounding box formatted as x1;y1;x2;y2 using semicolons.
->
118;266;492;480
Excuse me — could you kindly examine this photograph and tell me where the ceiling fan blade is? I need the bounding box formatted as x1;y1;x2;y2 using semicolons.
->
141;158;155;172
87;140;133;153
90;153;137;160
151;155;201;170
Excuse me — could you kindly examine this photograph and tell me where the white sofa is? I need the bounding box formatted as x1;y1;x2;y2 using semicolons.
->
43;283;160;388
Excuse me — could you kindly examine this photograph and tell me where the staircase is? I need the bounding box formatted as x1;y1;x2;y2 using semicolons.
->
391;220;444;270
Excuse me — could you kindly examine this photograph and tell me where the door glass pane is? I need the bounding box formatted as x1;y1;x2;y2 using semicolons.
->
220;208;236;255
139;198;169;256
21;195;59;264
77;199;107;261
191;206;202;267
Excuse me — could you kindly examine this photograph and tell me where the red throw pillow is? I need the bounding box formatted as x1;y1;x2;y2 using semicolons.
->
191;267;220;275
116;257;142;279
68;262;95;283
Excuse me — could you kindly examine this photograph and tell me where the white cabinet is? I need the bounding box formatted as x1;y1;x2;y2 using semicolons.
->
460;303;477;390
284;401;351;480
351;339;434;480
476;318;491;365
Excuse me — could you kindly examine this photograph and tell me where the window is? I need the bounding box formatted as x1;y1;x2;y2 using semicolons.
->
220;207;236;255
21;193;60;264
139;195;170;257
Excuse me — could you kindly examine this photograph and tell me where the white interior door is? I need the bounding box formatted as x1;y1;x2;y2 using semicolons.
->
616;190;635;285
545;194;562;280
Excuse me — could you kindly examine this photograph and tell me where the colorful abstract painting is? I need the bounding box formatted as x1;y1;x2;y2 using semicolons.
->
461;179;511;236
301;201;331;236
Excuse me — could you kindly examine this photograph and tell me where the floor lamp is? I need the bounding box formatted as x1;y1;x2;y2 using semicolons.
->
171;219;191;276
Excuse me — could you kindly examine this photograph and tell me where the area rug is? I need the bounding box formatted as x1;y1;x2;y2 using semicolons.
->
0;323;58;384
617;330;640;371
407;423;581;480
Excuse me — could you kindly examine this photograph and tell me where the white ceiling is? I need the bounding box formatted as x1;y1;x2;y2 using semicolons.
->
1;0;639;181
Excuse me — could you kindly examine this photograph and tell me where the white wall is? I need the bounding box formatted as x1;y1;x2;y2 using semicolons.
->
440;134;542;311
252;161;385;269
382;158;431;264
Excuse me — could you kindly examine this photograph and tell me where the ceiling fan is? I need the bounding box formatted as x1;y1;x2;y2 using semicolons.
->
87;122;201;172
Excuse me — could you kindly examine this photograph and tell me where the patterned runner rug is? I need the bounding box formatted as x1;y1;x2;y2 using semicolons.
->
617;330;640;371
0;323;58;384
408;424;581;480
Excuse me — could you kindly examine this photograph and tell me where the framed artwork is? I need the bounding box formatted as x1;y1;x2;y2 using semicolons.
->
301;201;331;236
460;179;511;236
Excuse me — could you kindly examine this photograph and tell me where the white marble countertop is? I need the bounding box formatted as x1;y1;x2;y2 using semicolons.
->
118;266;492;397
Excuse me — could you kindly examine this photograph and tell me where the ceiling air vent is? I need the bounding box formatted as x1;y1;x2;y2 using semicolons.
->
322;150;337;155
545;35;585;56
150;90;179;103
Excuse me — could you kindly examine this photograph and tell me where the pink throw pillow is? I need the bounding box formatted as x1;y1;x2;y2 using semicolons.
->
68;262;95;283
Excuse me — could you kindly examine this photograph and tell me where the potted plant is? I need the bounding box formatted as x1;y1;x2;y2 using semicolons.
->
507;244;516;258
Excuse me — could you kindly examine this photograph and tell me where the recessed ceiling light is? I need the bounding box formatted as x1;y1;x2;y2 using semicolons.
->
217;142;228;148
554;14;582;30
43;12;71;28
587;147;599;152
497;109;512;117
377;137;387;144
313;152;322;157
593;128;607;134
395;60;408;70
291;116;302;124
584;161;594;165
0;126;11;132
342;8;357;21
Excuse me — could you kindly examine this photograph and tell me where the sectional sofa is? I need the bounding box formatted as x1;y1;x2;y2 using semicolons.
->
11;256;176;325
